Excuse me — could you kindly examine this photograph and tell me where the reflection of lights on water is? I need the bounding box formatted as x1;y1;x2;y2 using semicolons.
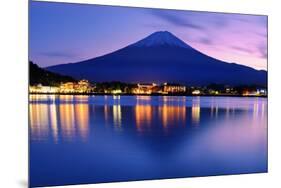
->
59;95;74;102
136;96;152;107
192;104;200;124
159;105;186;128
49;104;58;143
135;104;186;133
225;98;231;119
135;105;152;132
181;96;186;103
74;95;89;102
30;101;91;142
113;105;122;129
29;104;49;140
113;95;120;100
59;103;90;141
161;105;168;128
163;96;168;103
60;104;75;140
210;98;215;118
252;99;267;124
209;97;218;118
48;95;57;103
75;104;89;140
29;94;49;101
192;97;200;124
215;105;219;118
136;96;151;101
253;99;260;121
162;96;186;103
29;94;59;103
226;107;230;119
104;105;109;122
261;103;265;119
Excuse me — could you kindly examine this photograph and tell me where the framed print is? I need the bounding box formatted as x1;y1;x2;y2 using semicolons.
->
29;1;268;187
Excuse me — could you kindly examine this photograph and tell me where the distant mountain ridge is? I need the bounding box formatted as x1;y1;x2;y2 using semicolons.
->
29;61;76;86
46;31;267;86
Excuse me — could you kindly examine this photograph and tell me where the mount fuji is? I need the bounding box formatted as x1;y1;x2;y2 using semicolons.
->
46;31;267;86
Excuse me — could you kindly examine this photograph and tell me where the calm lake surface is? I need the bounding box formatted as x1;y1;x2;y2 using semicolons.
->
29;95;267;187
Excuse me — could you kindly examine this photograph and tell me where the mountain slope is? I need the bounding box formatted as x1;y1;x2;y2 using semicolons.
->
29;61;76;86
46;31;267;86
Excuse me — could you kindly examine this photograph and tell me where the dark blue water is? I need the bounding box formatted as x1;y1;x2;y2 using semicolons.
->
29;95;267;187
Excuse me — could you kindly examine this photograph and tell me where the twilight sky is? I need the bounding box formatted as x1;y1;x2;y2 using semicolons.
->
29;1;267;70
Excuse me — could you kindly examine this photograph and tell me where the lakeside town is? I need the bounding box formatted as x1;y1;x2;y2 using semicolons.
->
29;79;267;97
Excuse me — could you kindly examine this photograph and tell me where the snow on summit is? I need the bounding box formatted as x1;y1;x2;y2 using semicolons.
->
131;31;191;48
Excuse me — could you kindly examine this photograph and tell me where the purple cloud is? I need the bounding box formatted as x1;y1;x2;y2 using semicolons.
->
40;51;78;59
150;11;204;30
230;45;254;54
198;37;213;45
258;43;267;59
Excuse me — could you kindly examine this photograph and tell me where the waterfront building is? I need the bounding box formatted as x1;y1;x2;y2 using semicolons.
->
132;83;158;94
243;88;267;96
111;89;122;94
257;88;267;96
58;80;92;93
208;89;219;95
163;83;186;94
29;84;59;93
60;82;76;93
75;79;92;93
192;90;201;95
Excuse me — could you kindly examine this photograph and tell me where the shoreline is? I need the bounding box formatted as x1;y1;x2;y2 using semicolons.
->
29;92;267;98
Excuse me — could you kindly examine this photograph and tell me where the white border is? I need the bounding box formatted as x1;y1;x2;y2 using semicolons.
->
1;0;281;188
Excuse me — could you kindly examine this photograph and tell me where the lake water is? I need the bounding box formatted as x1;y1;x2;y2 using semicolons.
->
29;95;267;187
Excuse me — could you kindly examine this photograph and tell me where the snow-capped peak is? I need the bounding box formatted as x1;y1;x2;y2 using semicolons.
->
131;31;191;48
